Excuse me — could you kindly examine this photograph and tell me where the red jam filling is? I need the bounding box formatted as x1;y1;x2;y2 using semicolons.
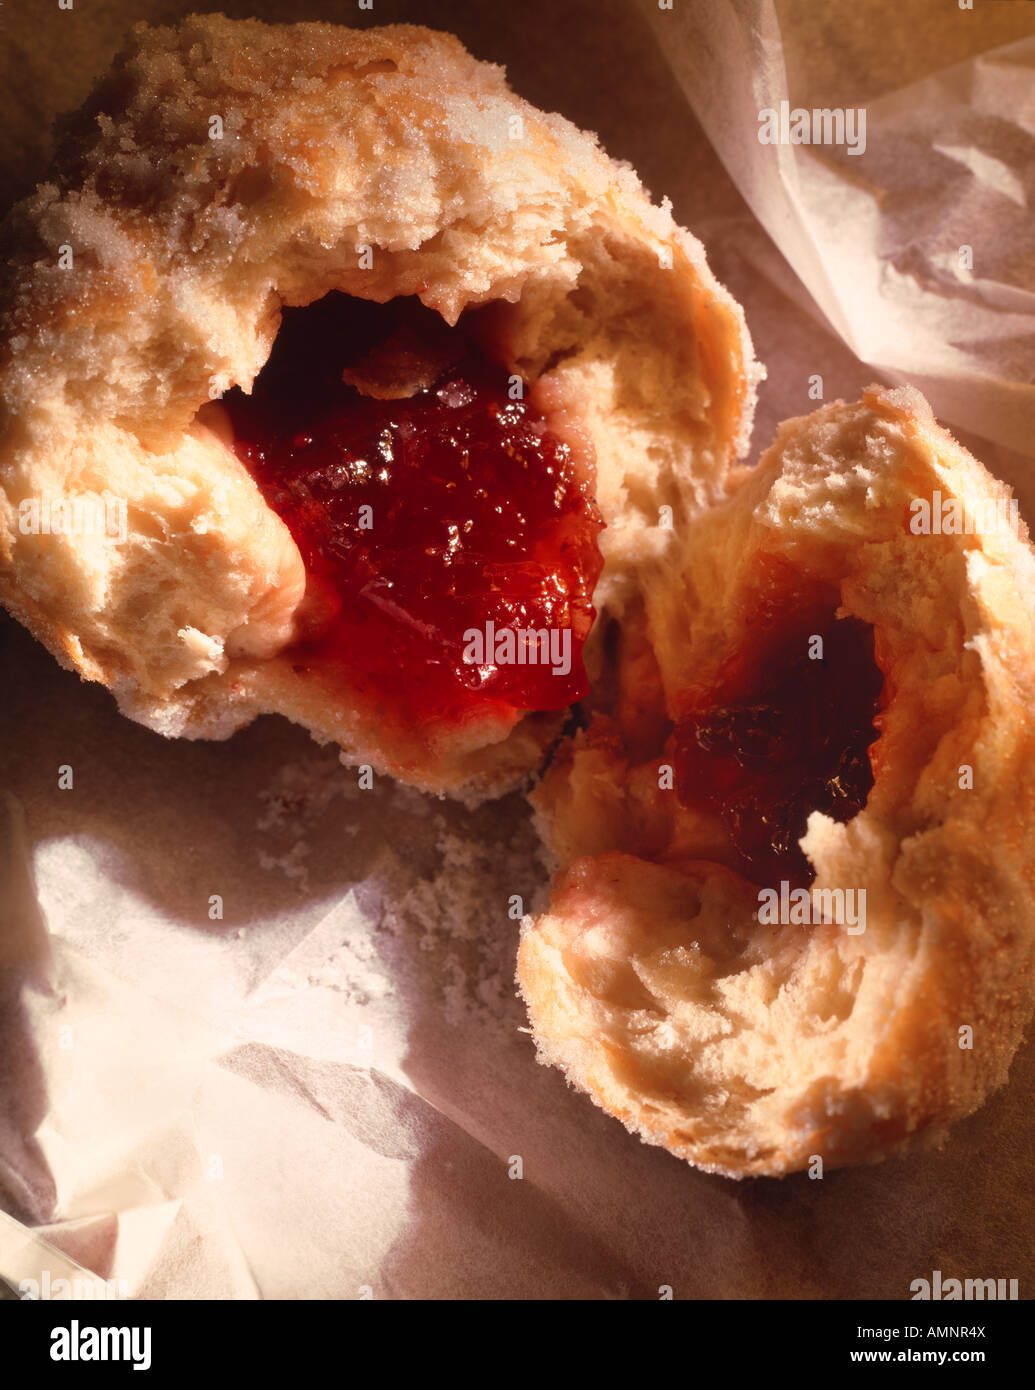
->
223;294;604;723
673;598;884;888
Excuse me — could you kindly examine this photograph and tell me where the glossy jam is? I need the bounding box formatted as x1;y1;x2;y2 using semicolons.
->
673;606;884;887
224;295;604;722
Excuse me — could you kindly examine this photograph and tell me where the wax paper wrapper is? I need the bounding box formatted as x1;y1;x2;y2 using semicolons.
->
641;0;1035;460
1;0;1033;1300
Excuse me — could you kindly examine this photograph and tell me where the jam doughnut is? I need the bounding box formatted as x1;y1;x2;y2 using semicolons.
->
519;386;1035;1176
0;16;757;800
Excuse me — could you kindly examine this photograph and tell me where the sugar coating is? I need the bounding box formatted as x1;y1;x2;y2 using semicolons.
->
255;744;546;1024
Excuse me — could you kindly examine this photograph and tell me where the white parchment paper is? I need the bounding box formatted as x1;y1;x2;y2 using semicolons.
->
641;0;1035;458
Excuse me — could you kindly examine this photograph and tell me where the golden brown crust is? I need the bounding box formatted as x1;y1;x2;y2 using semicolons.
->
0;14;758;799
519;385;1035;1176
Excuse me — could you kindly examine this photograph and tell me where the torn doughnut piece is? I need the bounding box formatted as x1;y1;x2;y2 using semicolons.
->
519;386;1035;1176
0;15;758;800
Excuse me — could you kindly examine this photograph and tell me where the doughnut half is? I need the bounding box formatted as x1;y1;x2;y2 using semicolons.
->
0;15;758;800
518;385;1035;1176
